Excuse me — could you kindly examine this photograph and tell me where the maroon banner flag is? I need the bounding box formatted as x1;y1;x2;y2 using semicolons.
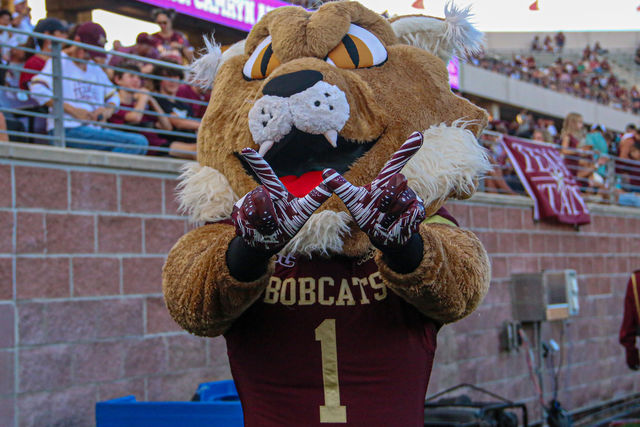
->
502;136;590;226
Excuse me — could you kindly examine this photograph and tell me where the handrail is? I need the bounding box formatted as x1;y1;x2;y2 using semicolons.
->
0;25;205;157
0;25;190;70
479;131;640;204
0;25;638;203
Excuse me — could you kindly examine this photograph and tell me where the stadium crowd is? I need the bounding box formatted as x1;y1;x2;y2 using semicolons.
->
482;110;640;206
471;40;640;115
0;3;638;207
0;4;205;158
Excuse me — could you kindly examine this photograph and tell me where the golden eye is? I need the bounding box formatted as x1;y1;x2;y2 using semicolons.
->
326;24;388;69
243;36;281;80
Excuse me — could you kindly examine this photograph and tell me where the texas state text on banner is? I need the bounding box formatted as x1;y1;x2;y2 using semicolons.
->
136;0;292;32
502;135;590;226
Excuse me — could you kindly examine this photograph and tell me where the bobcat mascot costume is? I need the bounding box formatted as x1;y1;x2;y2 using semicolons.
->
163;2;492;425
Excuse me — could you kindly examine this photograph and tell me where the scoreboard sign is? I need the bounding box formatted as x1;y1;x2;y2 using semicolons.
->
137;0;291;32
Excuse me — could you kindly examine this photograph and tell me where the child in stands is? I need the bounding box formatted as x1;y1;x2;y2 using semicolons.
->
110;62;196;159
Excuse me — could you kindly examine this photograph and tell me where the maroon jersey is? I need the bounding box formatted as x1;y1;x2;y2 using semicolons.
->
620;270;640;350
225;250;439;426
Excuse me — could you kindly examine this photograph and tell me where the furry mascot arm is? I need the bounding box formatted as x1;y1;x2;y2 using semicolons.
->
324;132;491;325
162;223;275;337
163;149;332;337
376;222;490;324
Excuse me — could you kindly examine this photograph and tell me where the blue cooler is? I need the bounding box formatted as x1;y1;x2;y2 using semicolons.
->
96;380;243;427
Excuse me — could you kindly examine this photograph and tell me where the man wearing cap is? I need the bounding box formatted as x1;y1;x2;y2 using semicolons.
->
30;22;148;154
108;32;159;74
19;17;68;90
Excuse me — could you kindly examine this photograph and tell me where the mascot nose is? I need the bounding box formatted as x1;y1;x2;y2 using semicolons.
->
262;70;323;97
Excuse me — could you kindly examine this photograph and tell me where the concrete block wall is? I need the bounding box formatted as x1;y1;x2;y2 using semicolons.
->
1;144;639;426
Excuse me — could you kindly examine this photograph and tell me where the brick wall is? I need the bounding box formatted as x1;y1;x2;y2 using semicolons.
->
0;145;231;427
433;195;640;422
1;144;639;426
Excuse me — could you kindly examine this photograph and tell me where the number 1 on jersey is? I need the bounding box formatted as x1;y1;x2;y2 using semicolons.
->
315;319;347;423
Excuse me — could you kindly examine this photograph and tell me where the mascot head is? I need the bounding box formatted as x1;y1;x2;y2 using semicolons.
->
180;1;491;257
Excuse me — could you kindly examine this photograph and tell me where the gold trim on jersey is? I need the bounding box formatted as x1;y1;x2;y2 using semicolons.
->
423;214;456;227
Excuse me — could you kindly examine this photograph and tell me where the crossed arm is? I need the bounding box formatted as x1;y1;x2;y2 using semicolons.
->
162;133;491;336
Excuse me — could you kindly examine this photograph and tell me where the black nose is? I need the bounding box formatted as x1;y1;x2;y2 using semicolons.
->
262;70;323;97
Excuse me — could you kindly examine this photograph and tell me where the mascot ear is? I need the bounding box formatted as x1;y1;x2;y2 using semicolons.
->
389;3;483;64
188;36;246;90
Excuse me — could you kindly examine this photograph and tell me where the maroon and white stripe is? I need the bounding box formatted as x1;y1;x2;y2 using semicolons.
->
323;132;426;249
233;150;332;252
241;148;288;200
371;132;423;190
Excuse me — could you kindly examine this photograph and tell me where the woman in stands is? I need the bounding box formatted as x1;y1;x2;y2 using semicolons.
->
150;8;193;63
560;112;585;157
561;113;608;197
560;112;587;178
110;62;196;159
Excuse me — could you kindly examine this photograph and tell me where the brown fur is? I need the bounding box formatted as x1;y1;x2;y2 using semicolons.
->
165;1;491;335
376;223;491;323
162;223;274;336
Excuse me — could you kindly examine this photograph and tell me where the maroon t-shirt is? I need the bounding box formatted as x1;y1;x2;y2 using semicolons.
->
225;252;439;426
176;84;210;119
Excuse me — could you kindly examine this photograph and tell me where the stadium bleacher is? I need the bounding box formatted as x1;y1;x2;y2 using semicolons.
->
0;18;638;207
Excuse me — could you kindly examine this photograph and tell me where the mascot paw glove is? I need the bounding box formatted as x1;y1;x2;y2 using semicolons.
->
626;347;640;371
323;132;426;250
232;148;332;254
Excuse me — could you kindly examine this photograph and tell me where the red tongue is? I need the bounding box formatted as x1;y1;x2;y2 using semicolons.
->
280;171;324;197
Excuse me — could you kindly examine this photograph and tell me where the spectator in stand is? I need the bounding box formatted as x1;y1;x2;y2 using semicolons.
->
584;124;610;186
151;8;194;63
152;60;199;145
176;83;210;119
635;46;640;66
19;18;68;91
543;35;553;52
11;0;32;45
108;32;159;75
472;44;633;113
514;110;535;138
559;114;607;196
478;133;517;195
4;42;24;88
584;124;609;157
554;31;565;52
560;112;585;176
110;62;195;159
0;9;18;61
619;124;638;159
30;22;147;154
530;35;540;52
593;41;607;55
631;85;640;114
532;127;552;143
615;140;640;205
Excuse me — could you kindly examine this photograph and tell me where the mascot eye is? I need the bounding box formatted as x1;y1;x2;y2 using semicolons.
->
326;24;388;69
243;36;281;80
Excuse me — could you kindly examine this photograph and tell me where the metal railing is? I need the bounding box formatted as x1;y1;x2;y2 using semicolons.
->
479;130;640;207
0;25;205;157
0;26;638;206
